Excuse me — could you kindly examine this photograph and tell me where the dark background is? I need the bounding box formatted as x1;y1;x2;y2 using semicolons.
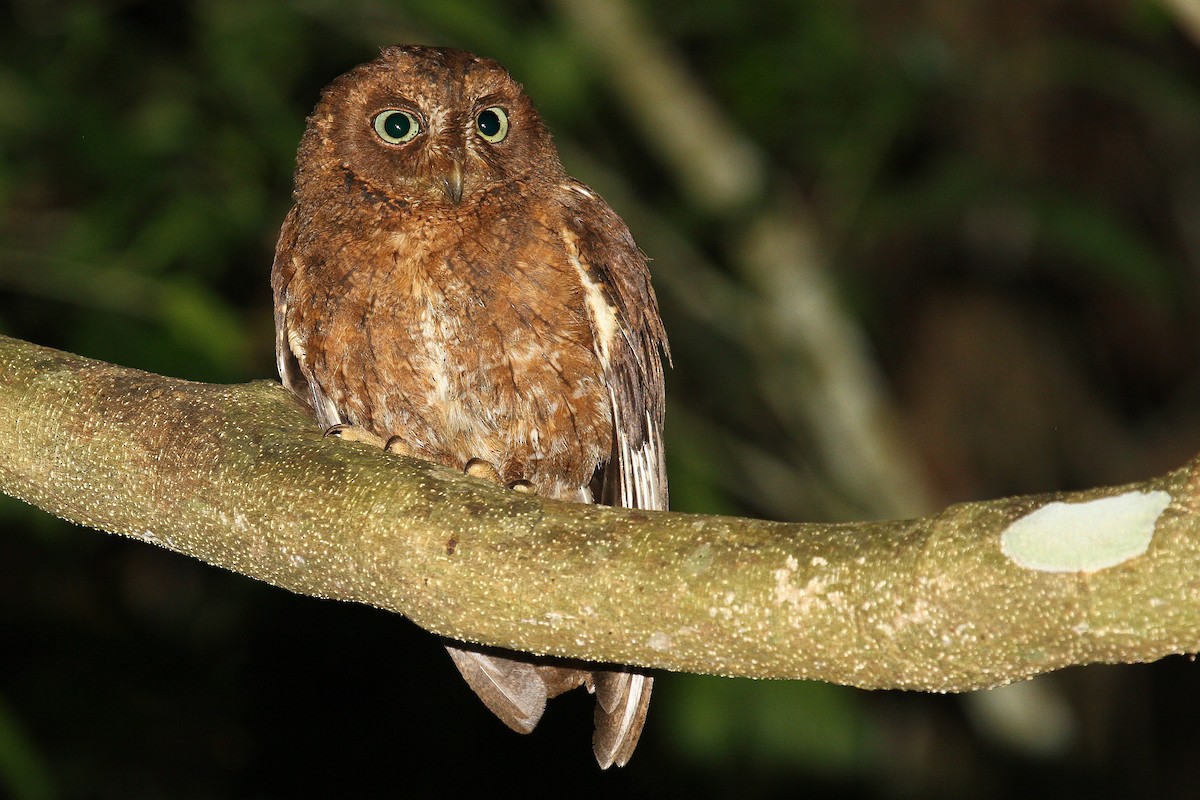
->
3;1;1200;797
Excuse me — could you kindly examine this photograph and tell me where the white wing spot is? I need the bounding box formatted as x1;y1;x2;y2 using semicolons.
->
564;231;619;368
564;183;597;199
286;325;307;360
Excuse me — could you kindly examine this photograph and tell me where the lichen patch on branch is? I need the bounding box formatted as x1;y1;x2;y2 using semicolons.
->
772;554;836;618
1000;490;1171;573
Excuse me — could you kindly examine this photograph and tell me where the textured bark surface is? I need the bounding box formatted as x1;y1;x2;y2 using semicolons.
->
2;334;1198;691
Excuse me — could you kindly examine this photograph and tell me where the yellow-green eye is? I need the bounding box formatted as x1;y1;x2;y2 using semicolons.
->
373;110;420;144
476;107;508;143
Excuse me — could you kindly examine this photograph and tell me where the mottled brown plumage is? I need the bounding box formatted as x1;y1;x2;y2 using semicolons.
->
271;46;668;767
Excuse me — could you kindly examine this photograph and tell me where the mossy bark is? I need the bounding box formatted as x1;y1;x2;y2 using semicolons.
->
1;334;1197;690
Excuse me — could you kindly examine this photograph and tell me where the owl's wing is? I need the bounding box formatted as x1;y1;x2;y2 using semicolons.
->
562;183;669;768
271;205;344;428
562;182;670;513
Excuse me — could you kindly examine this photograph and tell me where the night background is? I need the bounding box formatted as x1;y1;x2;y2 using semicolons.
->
3;0;1200;797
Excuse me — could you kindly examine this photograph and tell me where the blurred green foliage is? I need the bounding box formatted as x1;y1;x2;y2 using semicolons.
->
4;1;1200;797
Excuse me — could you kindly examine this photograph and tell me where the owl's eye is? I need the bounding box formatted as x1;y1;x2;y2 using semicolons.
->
476;107;509;143
373;110;420;144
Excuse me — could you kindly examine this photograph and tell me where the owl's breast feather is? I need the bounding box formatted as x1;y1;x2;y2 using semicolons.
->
315;222;613;493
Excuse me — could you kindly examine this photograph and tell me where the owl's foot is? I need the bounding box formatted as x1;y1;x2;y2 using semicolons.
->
324;424;417;457
463;457;535;493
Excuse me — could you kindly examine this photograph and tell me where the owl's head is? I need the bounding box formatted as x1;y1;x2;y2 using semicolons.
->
295;45;562;207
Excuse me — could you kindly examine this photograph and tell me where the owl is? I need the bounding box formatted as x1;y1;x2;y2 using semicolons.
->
271;46;669;767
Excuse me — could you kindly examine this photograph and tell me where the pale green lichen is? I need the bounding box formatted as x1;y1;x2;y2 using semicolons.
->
1000;490;1171;572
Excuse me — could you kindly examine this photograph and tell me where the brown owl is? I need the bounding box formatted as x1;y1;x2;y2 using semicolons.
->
271;46;669;767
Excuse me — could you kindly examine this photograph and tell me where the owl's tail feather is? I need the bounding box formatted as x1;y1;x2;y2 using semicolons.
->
589;670;653;769
444;640;650;767
445;643;565;733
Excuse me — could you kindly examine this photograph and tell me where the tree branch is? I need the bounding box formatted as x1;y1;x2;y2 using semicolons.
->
2;333;1197;690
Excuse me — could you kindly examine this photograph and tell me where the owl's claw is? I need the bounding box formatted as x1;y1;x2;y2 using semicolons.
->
383;435;418;458
324;424;416;457
464;458;535;493
324;423;387;447
464;457;502;483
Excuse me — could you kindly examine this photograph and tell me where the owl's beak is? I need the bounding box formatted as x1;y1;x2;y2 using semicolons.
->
438;160;464;204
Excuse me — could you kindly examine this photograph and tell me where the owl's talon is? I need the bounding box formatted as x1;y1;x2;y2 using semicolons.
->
323;423;350;438
463;458;534;493
384;435;417;458
323;423;390;449
464;457;503;483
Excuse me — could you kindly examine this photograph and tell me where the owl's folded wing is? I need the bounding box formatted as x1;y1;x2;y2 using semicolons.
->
271;205;346;429
561;182;670;514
